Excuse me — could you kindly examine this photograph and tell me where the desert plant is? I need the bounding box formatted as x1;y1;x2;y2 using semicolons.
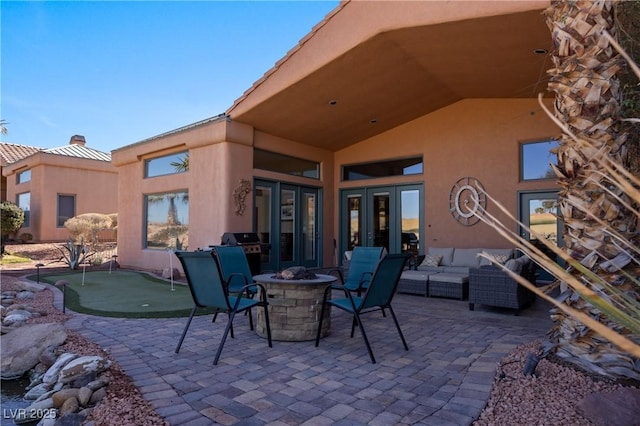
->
533;0;640;380
56;238;93;270
1;201;25;254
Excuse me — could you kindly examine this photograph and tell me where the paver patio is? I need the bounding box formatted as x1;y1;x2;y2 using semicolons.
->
62;288;552;426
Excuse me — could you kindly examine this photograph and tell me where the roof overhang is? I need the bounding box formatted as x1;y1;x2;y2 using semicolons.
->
227;0;554;151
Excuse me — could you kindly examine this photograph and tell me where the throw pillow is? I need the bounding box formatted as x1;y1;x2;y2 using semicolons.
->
479;251;511;266
420;254;442;267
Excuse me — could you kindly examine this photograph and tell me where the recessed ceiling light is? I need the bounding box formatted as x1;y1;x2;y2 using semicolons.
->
533;48;548;55
370;119;377;124
329;100;337;105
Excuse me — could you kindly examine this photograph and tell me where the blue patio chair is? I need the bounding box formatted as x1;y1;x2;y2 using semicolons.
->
210;245;258;326
174;250;272;365
329;246;385;295
315;253;410;363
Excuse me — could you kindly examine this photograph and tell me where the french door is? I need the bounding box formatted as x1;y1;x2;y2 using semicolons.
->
519;190;564;283
340;184;423;263
254;180;321;272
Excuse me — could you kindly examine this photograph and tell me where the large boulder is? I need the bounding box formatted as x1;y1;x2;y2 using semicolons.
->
58;356;111;384
0;323;67;380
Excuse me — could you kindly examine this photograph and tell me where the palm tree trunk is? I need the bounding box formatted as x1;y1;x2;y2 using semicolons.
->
544;0;640;380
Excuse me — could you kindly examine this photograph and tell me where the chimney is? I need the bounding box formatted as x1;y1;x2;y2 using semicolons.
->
69;135;86;146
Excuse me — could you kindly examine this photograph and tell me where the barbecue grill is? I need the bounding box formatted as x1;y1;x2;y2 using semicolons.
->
220;232;262;275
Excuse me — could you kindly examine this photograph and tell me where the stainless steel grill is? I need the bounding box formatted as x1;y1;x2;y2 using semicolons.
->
220;232;262;275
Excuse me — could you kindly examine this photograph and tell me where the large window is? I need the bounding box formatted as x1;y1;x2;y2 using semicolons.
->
521;140;559;181
17;192;30;227
145;190;189;250
17;169;31;184
57;194;76;227
144;151;189;178
254;149;319;179
342;156;423;181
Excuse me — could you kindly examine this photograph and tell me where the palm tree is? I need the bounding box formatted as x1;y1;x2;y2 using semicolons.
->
0;119;8;135
542;0;639;379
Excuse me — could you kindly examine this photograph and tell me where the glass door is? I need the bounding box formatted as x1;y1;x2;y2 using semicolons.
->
255;180;320;271
339;184;423;263
519;190;564;283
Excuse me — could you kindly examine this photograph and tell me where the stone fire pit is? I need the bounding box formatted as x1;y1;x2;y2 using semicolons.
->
253;271;337;342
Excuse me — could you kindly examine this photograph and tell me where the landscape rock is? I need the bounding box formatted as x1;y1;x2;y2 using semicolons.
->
0;323;67;379
60;396;80;415
576;387;640;426
52;388;80;408
14;281;47;292
58;356;111;384
23;382;51;400
16;291;35;300
42;352;77;386
78;386;93;406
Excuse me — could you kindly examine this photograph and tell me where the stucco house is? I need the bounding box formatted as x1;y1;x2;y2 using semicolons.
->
113;0;562;273
1;135;117;242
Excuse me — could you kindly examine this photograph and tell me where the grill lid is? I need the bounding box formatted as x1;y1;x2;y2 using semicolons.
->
221;232;261;246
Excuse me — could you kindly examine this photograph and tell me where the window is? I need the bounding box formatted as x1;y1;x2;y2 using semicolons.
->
342;156;423;181
57;195;75;227
521;140;559;181
145;190;189;250
144;151;189;178
17;192;30;227
254;149;319;179
17;169;31;184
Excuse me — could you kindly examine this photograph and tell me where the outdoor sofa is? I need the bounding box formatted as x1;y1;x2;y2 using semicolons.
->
468;255;537;315
397;247;514;300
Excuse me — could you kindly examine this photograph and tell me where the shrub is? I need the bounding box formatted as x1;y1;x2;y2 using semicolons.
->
19;232;33;243
1;201;25;253
64;213;113;244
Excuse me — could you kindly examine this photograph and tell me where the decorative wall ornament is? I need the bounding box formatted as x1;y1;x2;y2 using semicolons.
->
233;179;252;216
449;176;486;226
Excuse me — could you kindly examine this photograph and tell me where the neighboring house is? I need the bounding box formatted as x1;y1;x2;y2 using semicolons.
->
114;0;562;273
1;135;117;242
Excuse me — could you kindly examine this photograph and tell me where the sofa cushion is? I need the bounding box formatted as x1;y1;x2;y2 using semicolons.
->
428;247;454;266
479;249;514;266
420;254;442;267
452;248;482;268
429;273;469;284
417;266;445;273
441;266;470;274
401;270;438;281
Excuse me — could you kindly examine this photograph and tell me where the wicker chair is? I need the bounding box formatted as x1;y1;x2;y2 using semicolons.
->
468;259;536;315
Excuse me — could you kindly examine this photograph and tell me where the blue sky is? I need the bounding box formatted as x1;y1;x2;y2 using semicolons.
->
1;1;339;153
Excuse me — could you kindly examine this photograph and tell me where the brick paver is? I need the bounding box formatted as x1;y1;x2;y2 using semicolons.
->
61;287;552;425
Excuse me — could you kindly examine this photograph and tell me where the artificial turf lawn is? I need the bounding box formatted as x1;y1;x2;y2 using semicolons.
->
35;270;210;318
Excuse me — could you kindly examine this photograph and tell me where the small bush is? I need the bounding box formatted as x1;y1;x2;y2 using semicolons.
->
19;232;33;243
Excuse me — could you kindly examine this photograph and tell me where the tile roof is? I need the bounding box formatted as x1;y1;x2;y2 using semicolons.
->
0;142;44;165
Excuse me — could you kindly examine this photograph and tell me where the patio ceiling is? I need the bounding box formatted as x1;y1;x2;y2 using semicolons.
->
230;8;555;152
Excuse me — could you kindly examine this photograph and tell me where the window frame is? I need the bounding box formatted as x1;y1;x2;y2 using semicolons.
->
342;156;423;181
57;194;76;227
143;190;189;250
16;169;31;184
16;192;31;228
253;148;320;179
144;151;189;179
520;139;559;181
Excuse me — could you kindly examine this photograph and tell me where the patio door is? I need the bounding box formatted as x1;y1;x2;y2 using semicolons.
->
340;184;423;263
254;180;321;272
519;190;564;283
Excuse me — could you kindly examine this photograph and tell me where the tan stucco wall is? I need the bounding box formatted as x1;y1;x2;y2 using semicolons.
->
114;119;261;272
3;153;117;242
334;98;559;250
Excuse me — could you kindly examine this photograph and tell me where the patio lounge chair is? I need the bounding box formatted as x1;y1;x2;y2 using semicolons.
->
315;253;410;363
329;246;385;295
174;250;272;365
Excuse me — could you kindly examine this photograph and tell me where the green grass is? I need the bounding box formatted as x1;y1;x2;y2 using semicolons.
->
0;253;32;264
35;270;211;318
